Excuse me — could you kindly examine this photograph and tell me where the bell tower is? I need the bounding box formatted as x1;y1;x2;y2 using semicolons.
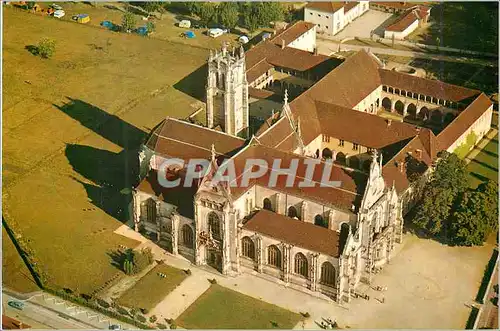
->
206;44;249;138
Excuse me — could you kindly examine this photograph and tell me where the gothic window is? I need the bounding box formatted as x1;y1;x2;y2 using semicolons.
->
182;224;194;249
294;253;308;277
267;245;282;268
288;206;299;219
146;199;157;224
263;198;273;211
241;236;255;260
352;143;359;151
208;212;221;241
339;139;344;147
320;262;336;286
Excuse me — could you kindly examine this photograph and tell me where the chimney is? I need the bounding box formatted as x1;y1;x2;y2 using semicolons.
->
281;39;285;49
387;119;392;127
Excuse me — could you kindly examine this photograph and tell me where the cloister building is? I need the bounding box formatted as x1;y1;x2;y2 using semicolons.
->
131;21;493;304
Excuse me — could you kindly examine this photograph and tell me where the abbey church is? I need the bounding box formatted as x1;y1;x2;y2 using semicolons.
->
131;21;493;303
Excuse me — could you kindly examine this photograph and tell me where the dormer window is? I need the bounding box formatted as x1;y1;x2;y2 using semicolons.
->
339;139;345;147
353;143;359;151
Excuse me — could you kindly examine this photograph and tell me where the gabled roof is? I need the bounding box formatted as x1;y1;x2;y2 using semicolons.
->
379;69;480;102
243;209;341;257
437;93;493;150
305;1;346;14
229;144;366;210
145;117;245;160
269;21;316;47
385;10;420;32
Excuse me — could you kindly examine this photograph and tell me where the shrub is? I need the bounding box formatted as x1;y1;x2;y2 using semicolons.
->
123;259;134;275
141;308;149;315
116;306;129;316
301;312;310;318
97;298;110;308
137;315;147;323
156;323;167;329
122;11;137;32
37;38;56;59
165;318;173;324
170;322;177;329
184;269;192;275
63;288;73;294
80;293;93;301
149;315;157;323
130;307;139;316
146;21;155;34
208;278;217;284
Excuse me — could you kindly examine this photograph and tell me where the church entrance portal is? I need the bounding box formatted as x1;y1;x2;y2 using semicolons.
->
207;249;222;272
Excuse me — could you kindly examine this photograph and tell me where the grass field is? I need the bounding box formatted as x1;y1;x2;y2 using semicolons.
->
176;284;302;329
2;227;40;293
3;6;209;294
407;2;498;54
117;264;188;310
467;136;498;188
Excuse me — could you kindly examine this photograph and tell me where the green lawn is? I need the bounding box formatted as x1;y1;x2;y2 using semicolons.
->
117;264;188;310
467;136;498;188
176;284;302;329
408;2;498;54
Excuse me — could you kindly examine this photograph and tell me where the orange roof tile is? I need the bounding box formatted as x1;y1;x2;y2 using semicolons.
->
243;209;341;257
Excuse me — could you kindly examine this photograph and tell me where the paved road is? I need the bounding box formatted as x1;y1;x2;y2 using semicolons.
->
3;290;137;330
3;292;90;329
317;39;497;67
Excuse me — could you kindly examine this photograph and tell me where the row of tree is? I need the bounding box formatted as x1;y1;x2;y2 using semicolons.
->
134;2;296;32
412;151;498;246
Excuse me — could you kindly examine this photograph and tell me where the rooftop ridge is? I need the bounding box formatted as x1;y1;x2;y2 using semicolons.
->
165;116;246;141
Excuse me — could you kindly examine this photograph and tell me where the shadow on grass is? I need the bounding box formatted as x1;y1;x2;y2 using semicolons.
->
56;98;147;223
25;45;39;56
469;158;499;172
470;172;494;183
173;63;208;101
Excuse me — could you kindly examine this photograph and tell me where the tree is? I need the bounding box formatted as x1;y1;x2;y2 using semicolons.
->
146;21;156;34
476;180;499;231
142;2;161;15
449;190;490;246
412;151;469;236
217;2;239;30
122;12;137;33
37;38;56;59
198;3;216;27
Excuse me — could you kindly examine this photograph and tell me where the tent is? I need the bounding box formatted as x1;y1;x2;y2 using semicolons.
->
76;14;90;24
101;21;113;28
136;26;148;36
239;36;249;44
185;31;195;39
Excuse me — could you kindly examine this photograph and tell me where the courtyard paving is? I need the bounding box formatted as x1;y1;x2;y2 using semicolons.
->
114;225;495;329
328;10;393;40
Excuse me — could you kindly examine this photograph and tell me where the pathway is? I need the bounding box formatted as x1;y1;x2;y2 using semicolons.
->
317;39;497;67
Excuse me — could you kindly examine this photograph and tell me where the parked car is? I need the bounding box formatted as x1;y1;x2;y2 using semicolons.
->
53;10;65;18
178;20;191;28
8;300;25;310
109;324;121;330
49;3;63;10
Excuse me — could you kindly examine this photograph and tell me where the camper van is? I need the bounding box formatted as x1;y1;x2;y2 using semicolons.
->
179;20;191;28
208;28;224;38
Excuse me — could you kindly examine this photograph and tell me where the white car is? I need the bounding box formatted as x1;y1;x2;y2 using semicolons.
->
53;10;65;18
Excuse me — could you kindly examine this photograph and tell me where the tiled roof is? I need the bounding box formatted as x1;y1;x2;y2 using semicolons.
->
248;87;277;99
382;133;434;193
305;1;345;13
385;10;419;32
145;117;245;160
136;170;197;218
243;209;341;257
304;50;383;108
379;69;480;102
229;144;366;210
244;40;331;82
269;21;316;47
2;315;31;329
314;101;420;148
437;93;493;150
371;2;420;10
344;1;359;12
